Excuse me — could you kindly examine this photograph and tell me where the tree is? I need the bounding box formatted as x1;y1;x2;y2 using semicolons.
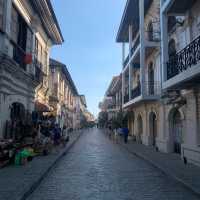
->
98;111;108;128
111;111;128;129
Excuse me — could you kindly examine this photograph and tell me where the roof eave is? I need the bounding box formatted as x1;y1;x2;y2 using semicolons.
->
116;0;153;43
50;58;79;96
116;0;130;43
46;0;64;44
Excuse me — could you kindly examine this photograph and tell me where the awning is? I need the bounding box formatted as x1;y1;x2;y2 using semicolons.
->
35;101;51;113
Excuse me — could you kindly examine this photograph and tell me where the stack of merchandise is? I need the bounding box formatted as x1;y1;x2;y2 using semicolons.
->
0;139;15;168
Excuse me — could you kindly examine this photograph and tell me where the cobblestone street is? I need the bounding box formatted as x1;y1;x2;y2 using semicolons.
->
27;129;200;200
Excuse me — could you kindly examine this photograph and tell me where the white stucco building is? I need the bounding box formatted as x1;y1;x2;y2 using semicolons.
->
117;0;162;146
160;0;200;166
49;59;80;130
99;75;122;121
0;0;63;138
117;0;200;166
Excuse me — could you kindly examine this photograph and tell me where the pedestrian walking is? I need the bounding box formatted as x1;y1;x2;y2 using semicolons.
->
61;125;70;147
53;124;61;146
108;125;112;139
123;127;129;144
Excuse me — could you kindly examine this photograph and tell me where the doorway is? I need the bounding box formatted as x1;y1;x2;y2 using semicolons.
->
149;112;157;146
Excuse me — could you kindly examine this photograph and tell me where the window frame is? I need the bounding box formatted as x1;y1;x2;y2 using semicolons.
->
0;0;4;31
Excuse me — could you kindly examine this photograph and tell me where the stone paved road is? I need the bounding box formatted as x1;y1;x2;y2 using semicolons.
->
27;128;200;200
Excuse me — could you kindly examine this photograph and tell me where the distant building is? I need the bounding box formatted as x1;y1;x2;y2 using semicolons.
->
49;59;79;130
99;75;122;120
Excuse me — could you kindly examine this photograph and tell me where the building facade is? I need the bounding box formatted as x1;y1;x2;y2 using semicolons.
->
99;75;122;120
117;0;162;146
0;0;63;138
49;59;80;130
160;0;200;166
117;0;200;166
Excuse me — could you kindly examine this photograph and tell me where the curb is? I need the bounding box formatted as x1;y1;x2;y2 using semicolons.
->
20;132;83;200
119;143;200;198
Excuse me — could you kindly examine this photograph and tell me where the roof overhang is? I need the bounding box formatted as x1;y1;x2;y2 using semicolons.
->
50;58;79;96
116;0;152;43
106;76;119;96
30;0;64;45
167;0;197;15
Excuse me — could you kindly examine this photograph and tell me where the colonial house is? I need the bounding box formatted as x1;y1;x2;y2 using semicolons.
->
78;95;87;127
116;0;200;166
160;0;200;165
0;0;63;138
117;0;162;146
49;59;79;130
99;75;122;120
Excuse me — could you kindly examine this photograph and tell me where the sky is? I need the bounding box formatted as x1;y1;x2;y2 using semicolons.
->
51;0;126;117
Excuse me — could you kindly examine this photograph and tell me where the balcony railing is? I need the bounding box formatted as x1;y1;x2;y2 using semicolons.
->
167;35;200;80
146;31;160;42
124;94;129;104
34;60;44;83
132;62;140;69
131;37;140;56
123;55;129;69
107;104;117;110
131;85;141;100
12;42;26;70
145;81;160;96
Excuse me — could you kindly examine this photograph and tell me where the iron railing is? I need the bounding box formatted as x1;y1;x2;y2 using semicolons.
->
131;85;141;100
12;42;26;70
145;81;161;96
167;35;200;80
123;55;129;69
131;37;140;56
124;94;129;104
123;37;140;69
34;60;44;83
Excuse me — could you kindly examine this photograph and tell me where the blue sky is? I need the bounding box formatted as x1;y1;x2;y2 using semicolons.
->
51;0;125;117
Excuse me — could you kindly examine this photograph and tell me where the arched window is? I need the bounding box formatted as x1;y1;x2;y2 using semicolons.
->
137;114;143;143
149;112;157;146
148;62;154;95
169;109;183;154
10;102;25;121
147;21;154;41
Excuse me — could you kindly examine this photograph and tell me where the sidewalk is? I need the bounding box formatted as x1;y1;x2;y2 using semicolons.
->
118;138;200;197
0;130;83;200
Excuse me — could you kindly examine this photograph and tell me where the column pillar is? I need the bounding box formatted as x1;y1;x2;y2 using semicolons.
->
139;0;145;97
129;25;133;101
3;0;12;56
122;43;125;106
122;72;125;106
184;90;198;146
122;43;125;67
160;10;168;84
